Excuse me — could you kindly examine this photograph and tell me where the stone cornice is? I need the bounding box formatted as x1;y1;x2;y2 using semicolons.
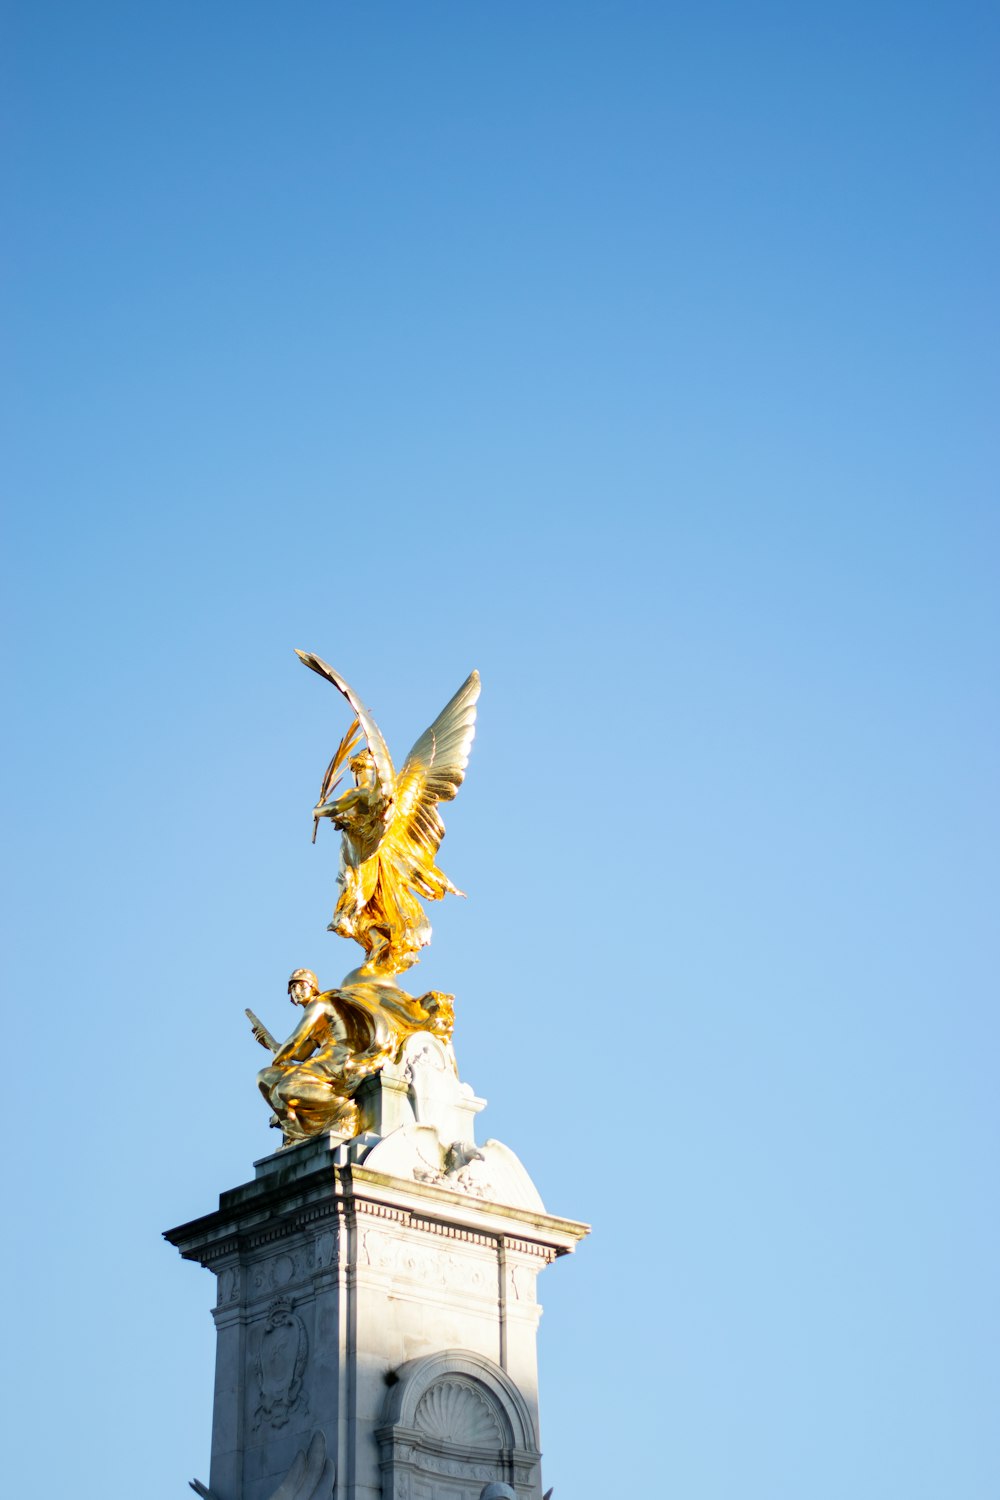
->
164;1156;588;1269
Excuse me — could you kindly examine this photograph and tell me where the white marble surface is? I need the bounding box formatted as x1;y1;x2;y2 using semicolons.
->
165;1059;588;1500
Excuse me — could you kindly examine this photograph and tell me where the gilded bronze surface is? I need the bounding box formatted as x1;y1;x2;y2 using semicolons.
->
296;650;480;980
250;654;478;1146
250;969;454;1145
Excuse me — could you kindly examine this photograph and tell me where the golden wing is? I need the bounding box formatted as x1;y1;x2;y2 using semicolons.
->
294;650;396;797
382;670;480;900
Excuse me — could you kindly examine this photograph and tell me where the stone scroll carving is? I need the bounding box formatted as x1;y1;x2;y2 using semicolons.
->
253;1296;310;1430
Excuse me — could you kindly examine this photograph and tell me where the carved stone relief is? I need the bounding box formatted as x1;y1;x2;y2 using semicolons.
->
415;1379;503;1448
252;1296;310;1430
217;1266;241;1305
314;1229;336;1269
379;1353;539;1500
407;1447;499;1481
411;1137;496;1200
244;1248;318;1302
360;1228;489;1296
190;1429;333;1500
271;1251;296;1287
362;1120;545;1212
506;1264;535;1304
402;1034;468;1134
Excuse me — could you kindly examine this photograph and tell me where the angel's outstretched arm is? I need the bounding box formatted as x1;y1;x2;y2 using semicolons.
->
295;651;396;796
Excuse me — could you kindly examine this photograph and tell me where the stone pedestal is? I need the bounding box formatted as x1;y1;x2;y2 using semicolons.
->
166;1039;588;1500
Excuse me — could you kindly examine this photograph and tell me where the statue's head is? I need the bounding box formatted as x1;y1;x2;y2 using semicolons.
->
288;968;319;1006
350;748;376;785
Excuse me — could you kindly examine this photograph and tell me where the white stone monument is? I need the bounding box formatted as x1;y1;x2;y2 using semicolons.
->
166;655;588;1498
166;1036;588;1500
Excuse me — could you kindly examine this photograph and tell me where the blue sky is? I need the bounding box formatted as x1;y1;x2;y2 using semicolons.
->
2;4;998;1497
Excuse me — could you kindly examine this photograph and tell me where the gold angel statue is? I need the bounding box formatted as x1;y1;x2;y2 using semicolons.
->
249;652;479;1147
296;650;480;982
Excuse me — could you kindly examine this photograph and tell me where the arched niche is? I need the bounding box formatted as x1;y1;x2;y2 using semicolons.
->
376;1348;542;1499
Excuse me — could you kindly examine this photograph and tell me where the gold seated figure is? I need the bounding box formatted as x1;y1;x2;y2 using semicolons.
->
250;969;455;1146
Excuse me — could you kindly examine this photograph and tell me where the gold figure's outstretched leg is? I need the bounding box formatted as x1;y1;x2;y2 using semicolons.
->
329;866;359;936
